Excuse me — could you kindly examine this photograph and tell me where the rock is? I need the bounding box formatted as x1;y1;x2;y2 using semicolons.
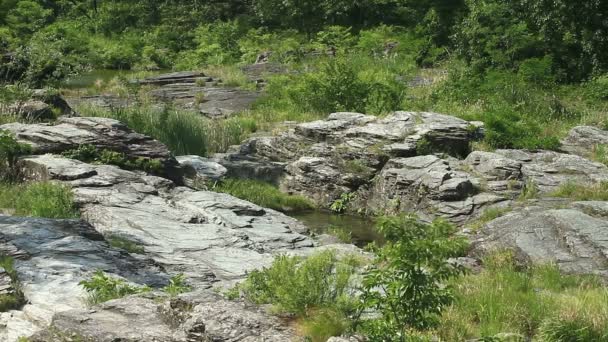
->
31;292;299;342
561;125;608;157
18;155;314;287
1;116;183;182
0;216;167;341
473;204;608;277
138;71;209;86
6;100;54;120
495;149;608;193
217;111;478;215
31;89;74;116
177;155;228;185
465;151;522;181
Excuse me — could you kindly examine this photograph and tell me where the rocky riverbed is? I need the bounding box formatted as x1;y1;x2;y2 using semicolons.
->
1;101;608;340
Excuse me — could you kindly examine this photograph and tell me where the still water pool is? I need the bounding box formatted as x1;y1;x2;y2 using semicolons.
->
291;211;381;247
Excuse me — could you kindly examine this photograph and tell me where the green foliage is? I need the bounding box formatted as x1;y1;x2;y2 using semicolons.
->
209;178;315;212
76;105;257;156
5;0;52;37
0;255;24;312
79;270;150;305
163;274;191;297
62;144;163;173
330;193;355;214
107;235;144;254
0;182;79;219
240;250;360;317
0;130;31;181
359;215;468;340
437;251;608;340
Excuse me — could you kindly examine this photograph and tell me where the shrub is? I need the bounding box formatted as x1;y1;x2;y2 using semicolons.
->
359;216;468;340
79;270;150;305
210;178;314;212
0;130;31;181
240;250;360;316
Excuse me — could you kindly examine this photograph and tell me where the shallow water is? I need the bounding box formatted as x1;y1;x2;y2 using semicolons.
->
291;211;381;247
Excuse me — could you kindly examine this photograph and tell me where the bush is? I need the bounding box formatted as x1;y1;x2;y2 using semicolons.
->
240;250;360;317
210;178;314;212
79;270;150;305
0;130;31;181
359;216;468;339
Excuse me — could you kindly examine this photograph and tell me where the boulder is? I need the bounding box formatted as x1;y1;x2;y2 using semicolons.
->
31;292;299;342
6;100;54;120
561;125;608;157
1;116;183;182
177;155;227;186
473;203;608;277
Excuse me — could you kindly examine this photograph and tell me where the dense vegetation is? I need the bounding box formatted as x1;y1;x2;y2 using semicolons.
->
1;0;607;152
233;216;608;341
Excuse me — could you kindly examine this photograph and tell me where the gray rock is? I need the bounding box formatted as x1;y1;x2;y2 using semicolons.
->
6;100;54;120
1;116;183;182
561;125;608;157
138;71;209;86
177;155;228;185
31;292;299;342
0;216;167;341
473;205;608;277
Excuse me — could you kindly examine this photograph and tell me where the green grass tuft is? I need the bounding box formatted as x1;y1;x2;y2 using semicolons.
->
210;178;315;212
550;181;608;201
107;235;145;254
0;255;24;312
79;270;150;305
0;182;79;219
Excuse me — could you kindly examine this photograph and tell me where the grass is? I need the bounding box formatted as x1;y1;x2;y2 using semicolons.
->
436;251;608;341
550;181;608;201
468;207;512;232
592;144;608;166
210;178;315;212
202;65;256;90
0;182;79;219
106;235;145;254
0;255;24;312
75;104;258;156
326;226;353;243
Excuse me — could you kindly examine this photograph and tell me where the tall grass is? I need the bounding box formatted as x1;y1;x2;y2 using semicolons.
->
0;182;79;219
437;251;608;340
0;255;24;312
210;178;315;212
76;104;257;156
550;181;608;201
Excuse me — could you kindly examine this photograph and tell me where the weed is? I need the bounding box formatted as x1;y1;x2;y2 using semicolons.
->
0;182;78;219
468;207;512;232
0;255;24;312
163;274;192;297
330;193;355;214
79;270;150;305
326;226;353;243
518;180;539;201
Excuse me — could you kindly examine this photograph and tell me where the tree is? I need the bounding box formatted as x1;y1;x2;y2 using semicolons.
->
358;215;468;341
6;0;52;37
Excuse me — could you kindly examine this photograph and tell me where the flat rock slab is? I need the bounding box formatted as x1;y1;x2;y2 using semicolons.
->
0;216;167;341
